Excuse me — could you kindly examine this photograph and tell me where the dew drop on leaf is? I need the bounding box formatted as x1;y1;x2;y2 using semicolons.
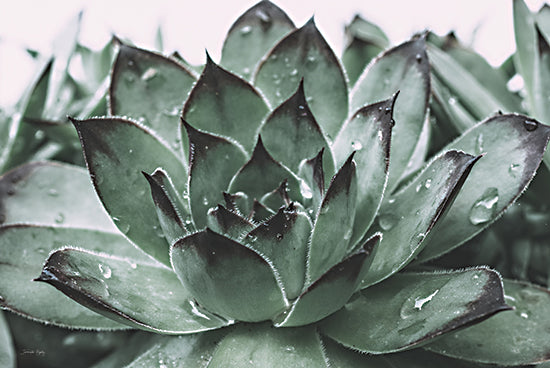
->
468;187;499;225
378;213;397;231
475;133;484;155
47;188;59;197
240;25;252;36
299;179;313;199
141;67;158;81
54;213;65;224
98;264;112;279
351;141;363;150
508;163;521;177
523;120;538;131
113;217;131;234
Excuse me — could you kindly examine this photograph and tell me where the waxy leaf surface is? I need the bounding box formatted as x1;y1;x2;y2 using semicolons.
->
321;268;509;354
364;150;479;286
73;117;188;265
351;36;430;190
425;279;550;366
417;115;550;262
254;19;348;139
221;0;295;80
109;44;196;155
37;248;229;334
183;57;269;153
171;229;287;322
0;312;14;368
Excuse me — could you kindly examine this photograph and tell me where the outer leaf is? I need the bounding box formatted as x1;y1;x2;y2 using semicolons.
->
0;225;144;329
220;0;295;80
364;150;479;286
72;117;188;265
276;235;379;327
0;162;114;230
307;153;357;283
342;15;389;86
320;268;509;354
333;96;395;244
228;137;303;208
0;311;14;368
534;27;550;170
36;248;230;334
109;43;196;154
206;204;255;239
254;19;348;139
171;229;287;322
514;0;537;111
186;122;247;229
351;36;430;190
416;115;550;262
243;204;312;300
182;56;269;153
425;279;550;366
123;331;227;368
260;80;335;177
208;323;329;368
431;73;477;133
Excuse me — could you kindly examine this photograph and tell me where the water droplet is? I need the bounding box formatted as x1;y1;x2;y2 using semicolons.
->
320;204;330;215
188;299;212;320
415;53;422;63
299;179;313;199
141;67;158;81
34;130;45;140
98;264;112;279
524;120;538;131
414;289;439;310
276;233;283;241
388;198;396;204
242;67;251;76
54;213;65;224
343;228;352;240
129;262;137;269
202;197;209;206
284;345;296;353
124;74;135;85
469;187;499;225
475;134;484;154
424;178;432;189
351;141;363;150
62;335;78;346
47;188;59;197
240;25;252;36
508;163;521;177
448;96;457;105
113;217;131;234
378;213;397;231
289;68;298;76
127;60;135;67
256;9;271;23
520;312;529;319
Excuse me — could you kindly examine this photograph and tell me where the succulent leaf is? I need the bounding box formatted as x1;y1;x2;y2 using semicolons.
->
351;36;430;190
183;55;269;154
417;115;550;262
186;122;248;229
321;268;509;354
0;312;15;368
307;153;357;283
171;229;287;322
425;279;550;366
276;234;379;327
109;43;196;155
431;74;477;133
260;80;335;177
534;27;550;130
220;0;295;80
207;323;329;367
36;248;230;334
514;0;537;112
364;150;479;286
333;96;395;244
297;149;325;214
254;18;348;140
243;204;312;300
72;117;188;265
228;136;303;208
206;204;255;239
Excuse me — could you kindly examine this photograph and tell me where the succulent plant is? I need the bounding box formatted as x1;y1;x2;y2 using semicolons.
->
2;1;550;366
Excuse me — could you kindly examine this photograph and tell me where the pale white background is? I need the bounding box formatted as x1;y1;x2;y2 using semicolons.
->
0;0;546;105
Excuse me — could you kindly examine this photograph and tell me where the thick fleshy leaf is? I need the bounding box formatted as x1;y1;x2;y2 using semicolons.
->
185;122;247;229
0;161;114;230
171;229;287;322
182;56;269;153
431;73;477;133
260;179;291;210
276;234;379;327
208;323;329;368
514;0;537;111
428;44;519;121
0;311;14;368
534;28;550;146
351;36;430;190
72;117;188;265
0;225;146;329
143;171;189;245
109;43;196;154
320;268;509;354
425;279;550;366
250;199;276;222
297;149;325;213
36;248;230;334
254;19;348;139
220;0;295;80
242;204;312;300
416;115;550;262
228;137;303;208
364;150;479;286
342;15;389;86
307;154;357;283
260;80;335;177
333;96;395;244
122;330;227;368
206;204;255;239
